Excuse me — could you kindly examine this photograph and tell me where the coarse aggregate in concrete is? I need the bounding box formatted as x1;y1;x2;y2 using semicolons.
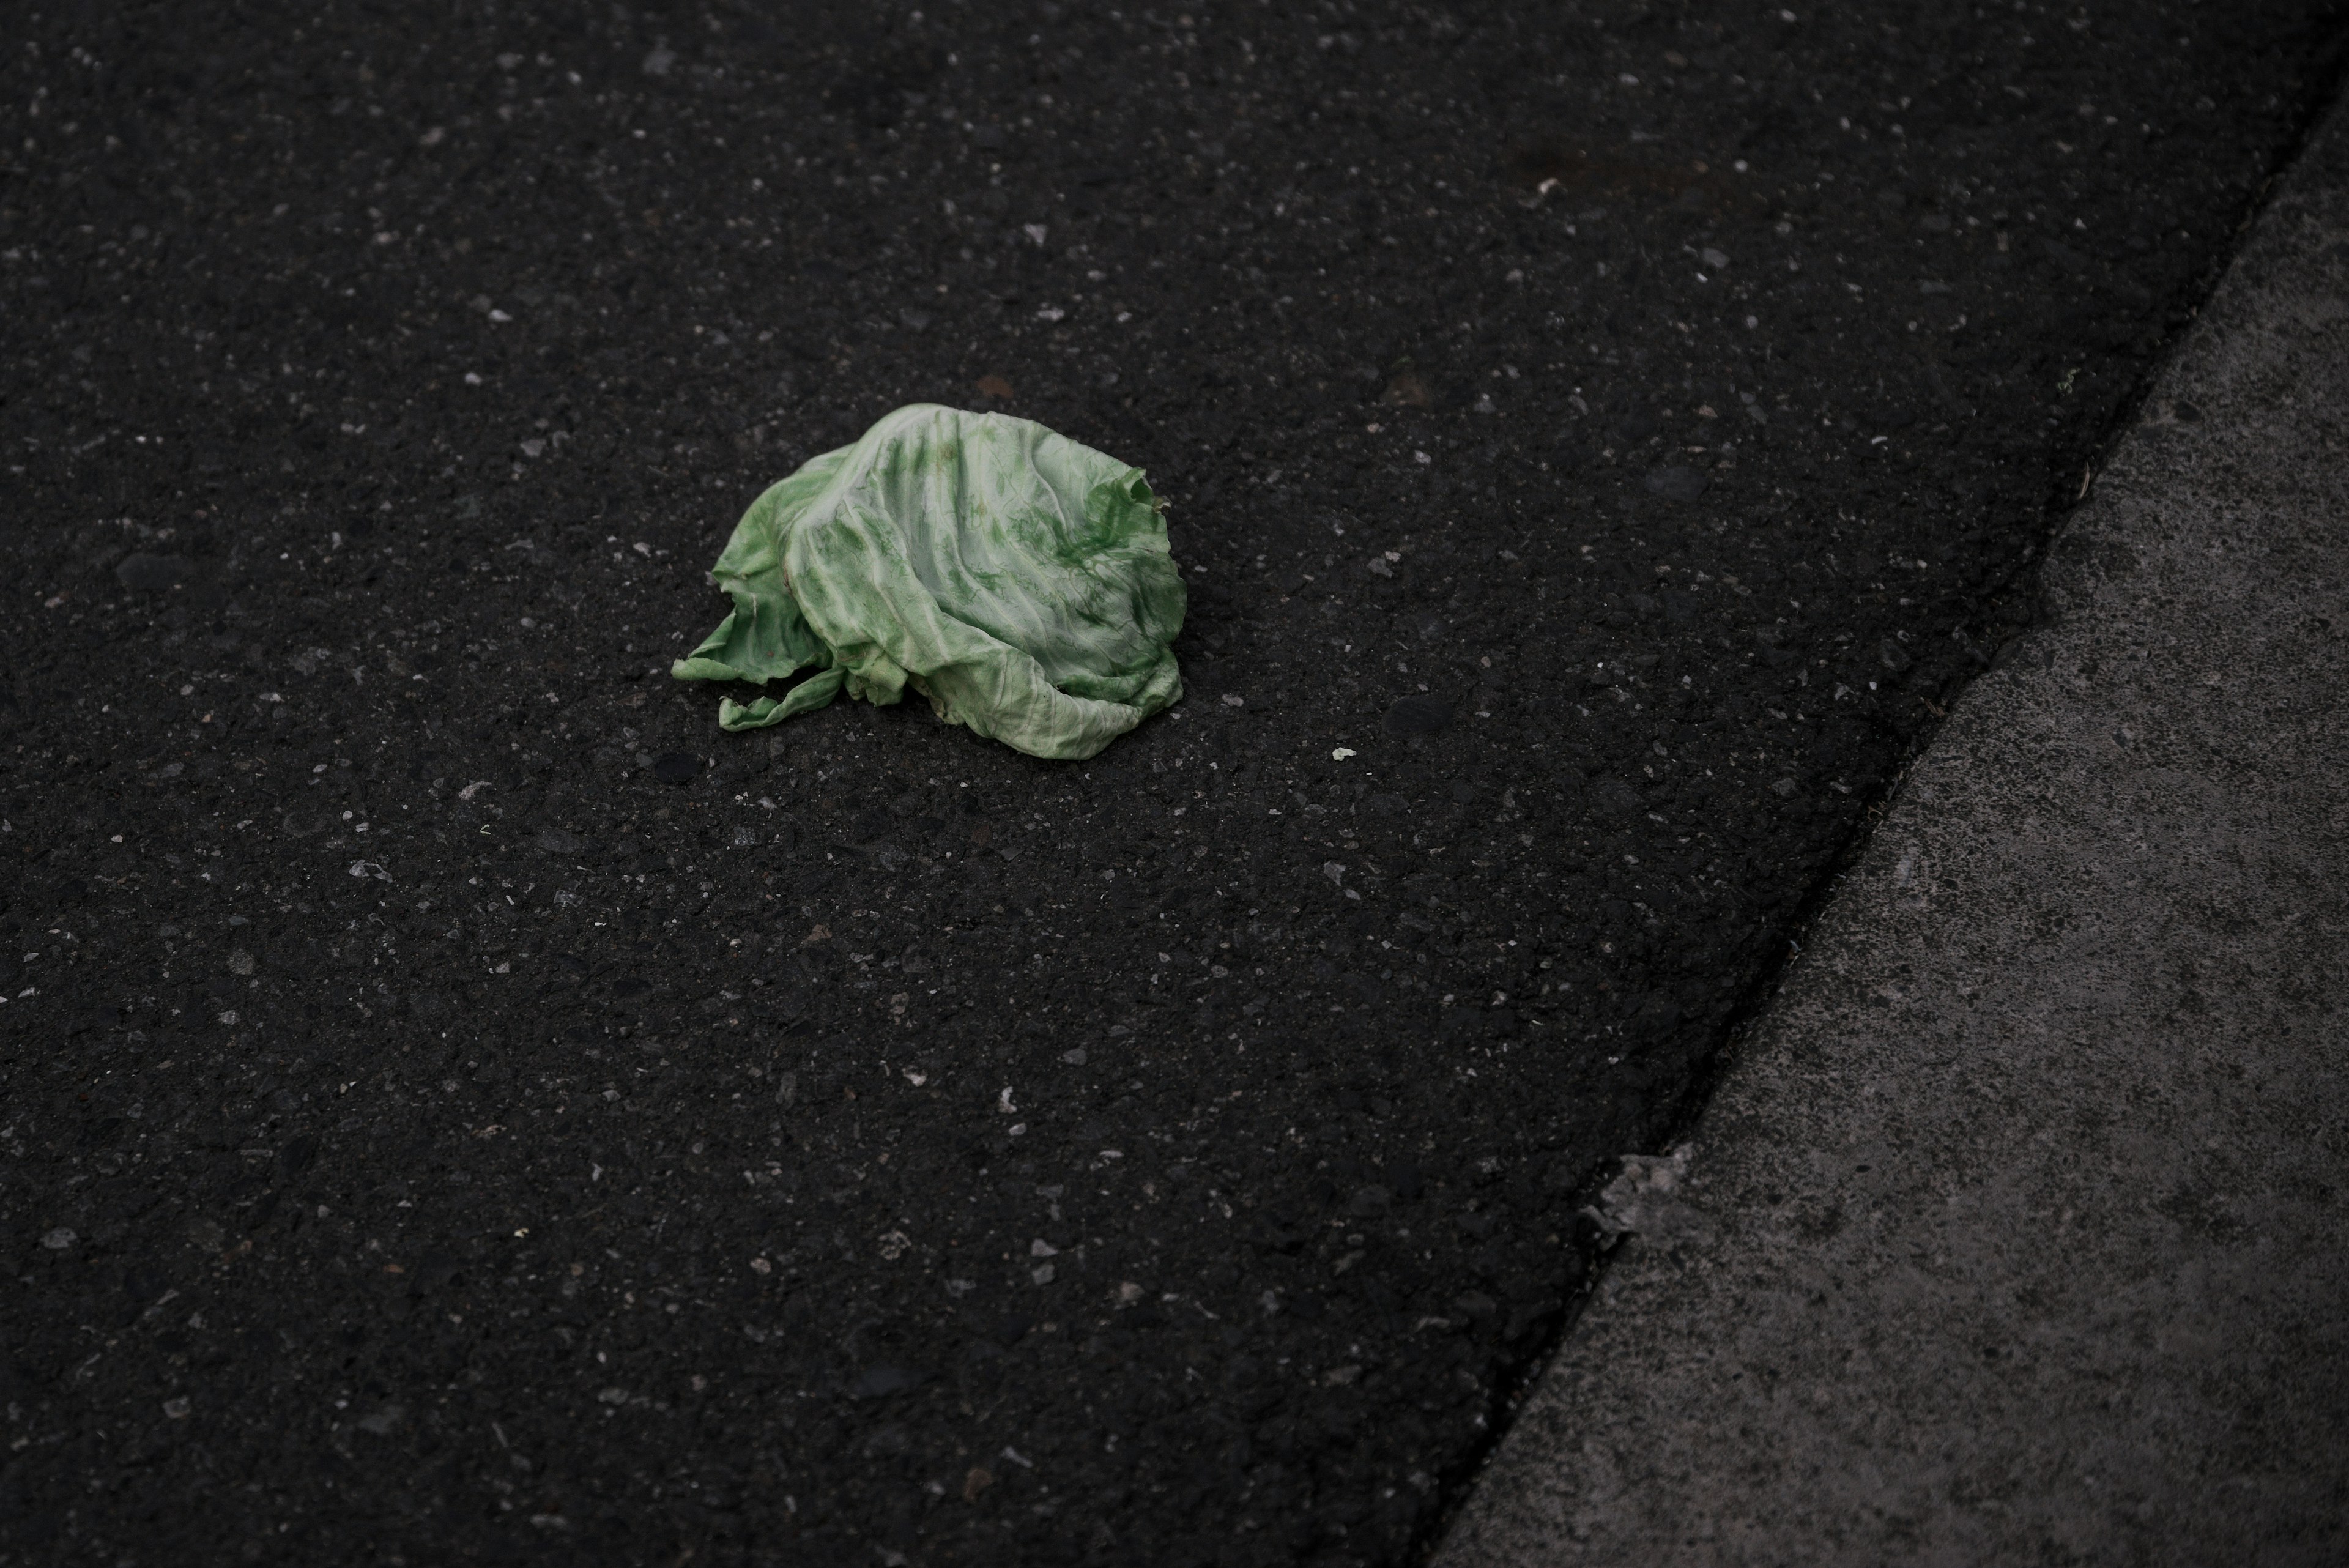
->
1436;81;2349;1568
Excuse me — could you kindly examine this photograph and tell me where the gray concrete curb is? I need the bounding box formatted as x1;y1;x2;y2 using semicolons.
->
1434;91;2349;1568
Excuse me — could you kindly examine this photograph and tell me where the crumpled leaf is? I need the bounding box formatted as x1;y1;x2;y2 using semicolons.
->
674;404;1186;760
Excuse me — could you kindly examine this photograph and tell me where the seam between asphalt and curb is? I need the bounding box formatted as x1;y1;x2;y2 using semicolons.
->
1413;63;2349;1568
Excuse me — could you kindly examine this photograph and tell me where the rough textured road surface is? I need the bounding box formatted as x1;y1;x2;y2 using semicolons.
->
1437;83;2349;1566
4;3;2343;1564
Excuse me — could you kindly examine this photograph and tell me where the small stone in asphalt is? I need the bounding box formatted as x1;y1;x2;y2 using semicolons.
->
719;753;770;786
1383;694;1455;738
42;1227;76;1250
1642;466;1711;503
1592;778;1642;817
651;752;702;787
849;1365;932;1399
114;552;192;592
536;827;586;855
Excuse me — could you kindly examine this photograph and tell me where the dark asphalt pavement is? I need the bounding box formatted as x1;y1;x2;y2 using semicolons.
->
4;3;2343;1564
